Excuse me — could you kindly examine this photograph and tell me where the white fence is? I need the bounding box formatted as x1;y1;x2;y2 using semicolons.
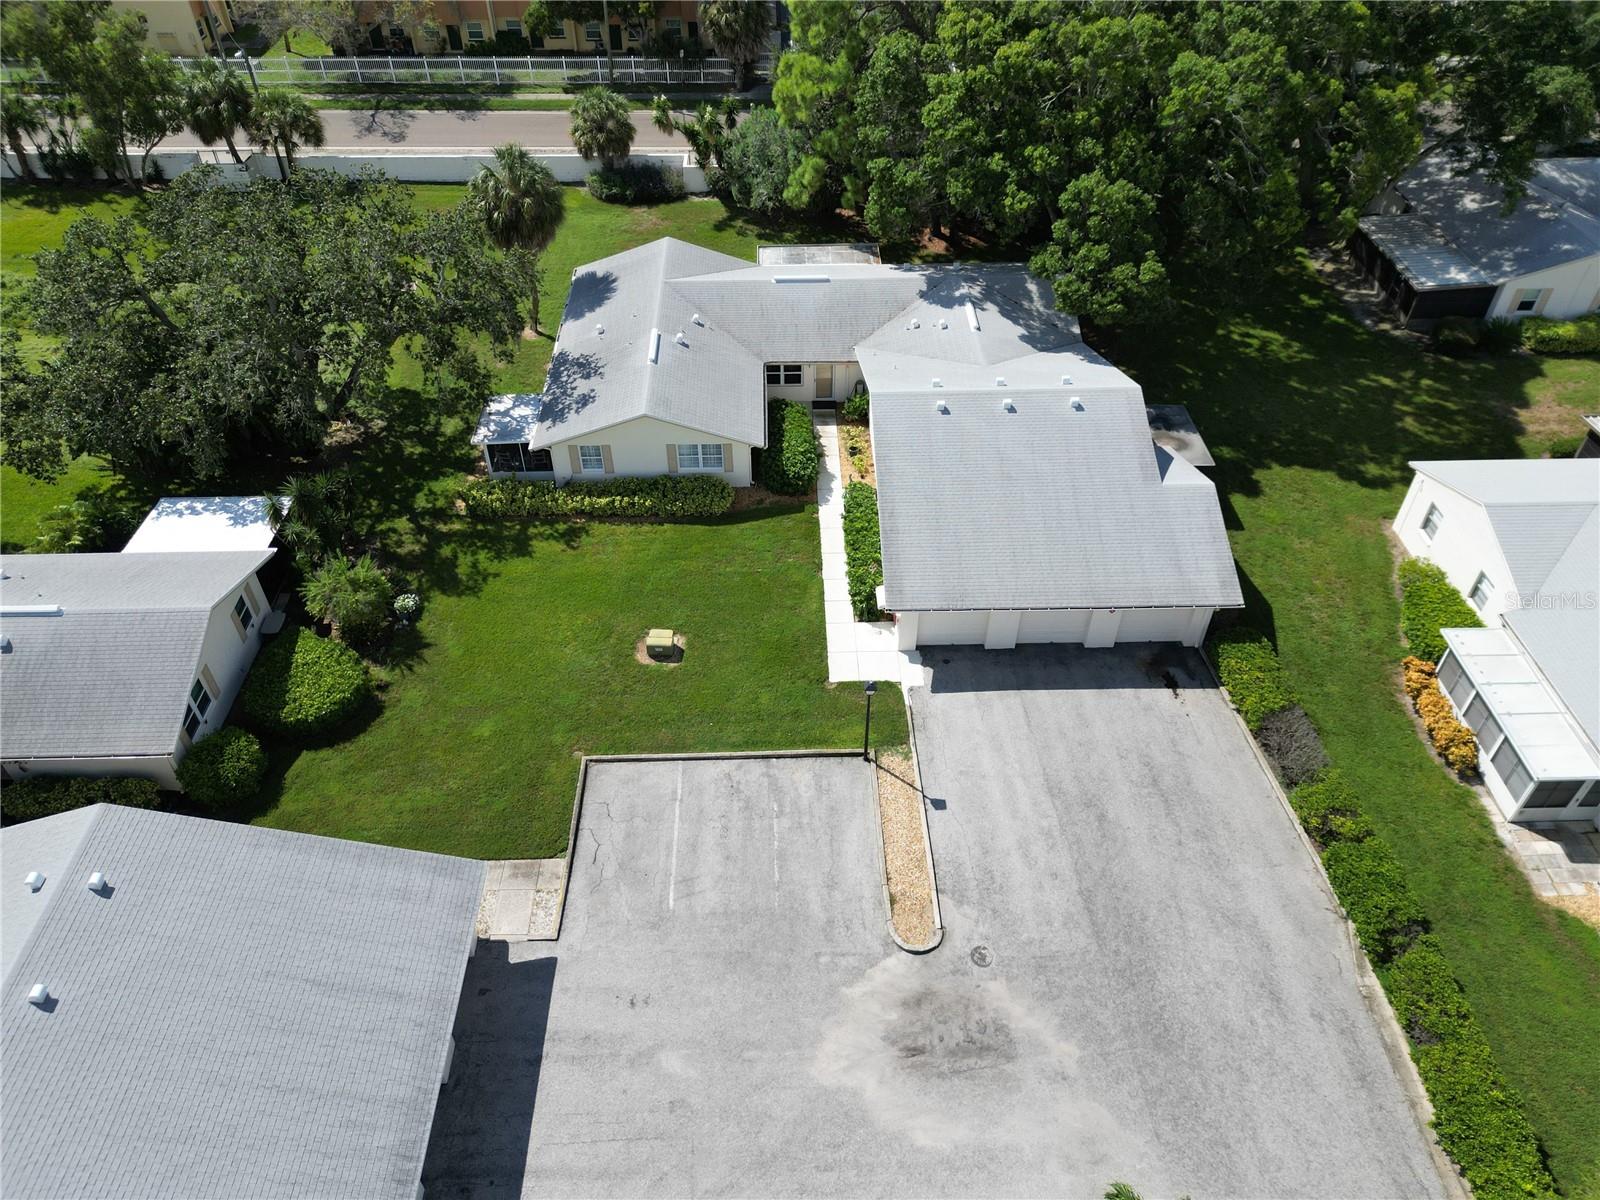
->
1;147;708;192
1;53;737;89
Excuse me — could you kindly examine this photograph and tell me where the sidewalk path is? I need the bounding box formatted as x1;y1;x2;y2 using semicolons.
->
164;107;688;151
814;410;923;688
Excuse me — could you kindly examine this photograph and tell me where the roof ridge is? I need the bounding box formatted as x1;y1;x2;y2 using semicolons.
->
1;804;106;992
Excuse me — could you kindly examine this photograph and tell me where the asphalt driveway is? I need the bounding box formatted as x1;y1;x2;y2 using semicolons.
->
423;660;1446;1198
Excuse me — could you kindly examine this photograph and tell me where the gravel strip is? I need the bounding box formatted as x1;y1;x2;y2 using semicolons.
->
1549;888;1600;930
877;749;936;947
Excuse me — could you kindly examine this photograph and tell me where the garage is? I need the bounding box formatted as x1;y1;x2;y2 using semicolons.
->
899;606;1215;650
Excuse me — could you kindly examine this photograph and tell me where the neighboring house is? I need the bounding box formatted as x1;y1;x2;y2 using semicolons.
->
412;0;712;54
476;237;1243;650
0;803;483;1200
1577;414;1600;460
1353;156;1600;327
111;0;236;56
0;498;281;790
1395;459;1600;824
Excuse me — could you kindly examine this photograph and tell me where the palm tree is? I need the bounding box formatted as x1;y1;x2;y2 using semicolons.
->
466;143;565;335
183;57;252;165
0;89;44;181
699;0;771;92
244;87;324;182
570;86;635;171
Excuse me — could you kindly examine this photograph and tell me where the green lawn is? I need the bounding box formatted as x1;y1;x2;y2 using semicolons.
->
1109;259;1600;1198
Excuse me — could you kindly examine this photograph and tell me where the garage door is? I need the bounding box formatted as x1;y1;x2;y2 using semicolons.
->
1017;610;1092;644
1115;608;1196;642
917;611;989;645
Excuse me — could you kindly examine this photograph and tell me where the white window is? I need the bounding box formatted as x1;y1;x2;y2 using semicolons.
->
1420;502;1442;538
665;16;683;34
579;444;605;473
465;20;485;41
184;678;213;739
1468;571;1493;611
504;17;522;36
584;20;602;44
1511;288;1546;314
233;593;254;631
765;363;803;386
676;443;724;471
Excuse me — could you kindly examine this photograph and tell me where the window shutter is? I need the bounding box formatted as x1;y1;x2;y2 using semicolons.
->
568;445;582;474
601;445;614;475
230;606;248;642
667;444;679;474
200;665;220;700
1533;288;1551;316
721;443;734;473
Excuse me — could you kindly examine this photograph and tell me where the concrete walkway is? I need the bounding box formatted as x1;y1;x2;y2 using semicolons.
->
477;858;566;940
813;410;923;687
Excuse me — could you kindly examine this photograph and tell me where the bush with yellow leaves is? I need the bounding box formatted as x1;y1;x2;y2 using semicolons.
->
1401;656;1437;701
1412;676;1480;777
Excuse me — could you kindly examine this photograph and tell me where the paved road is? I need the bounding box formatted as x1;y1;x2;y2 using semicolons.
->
165;107;687;151
423;652;1450;1198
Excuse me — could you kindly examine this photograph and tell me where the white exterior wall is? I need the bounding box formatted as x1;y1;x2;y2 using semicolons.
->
1487;257;1600;322
1394;474;1517;624
548;416;754;487
183;573;271;759
3;755;182;793
911;607;1214;649
764;362;867;405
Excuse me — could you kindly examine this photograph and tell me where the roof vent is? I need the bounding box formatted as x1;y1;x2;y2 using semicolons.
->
647;328;661;364
1072;399;1086;412
25;871;44;893
938;318;948;330
1;636;11;653
965;301;980;332
675;329;689;347
995;376;1006;387
1002;400;1017;413
692;313;704;326
910;318;921;330
87;871;108;895
595;323;605;336
935;400;950;414
930;377;942;388
1061;374;1073;385
27;984;50;1008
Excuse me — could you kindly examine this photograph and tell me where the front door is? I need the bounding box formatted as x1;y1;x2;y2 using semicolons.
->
814;363;834;399
446;23;462;49
609;23;623;50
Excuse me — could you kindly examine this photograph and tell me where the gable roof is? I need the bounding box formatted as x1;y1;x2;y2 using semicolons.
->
1412;458;1600;747
1386;155;1600;281
0;551;271;759
872;387;1243;612
0;804;483;1200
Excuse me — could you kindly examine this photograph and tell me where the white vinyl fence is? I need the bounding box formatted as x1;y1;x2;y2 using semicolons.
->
1;53;737;89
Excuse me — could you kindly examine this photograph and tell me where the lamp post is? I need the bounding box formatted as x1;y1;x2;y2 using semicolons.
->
862;680;877;761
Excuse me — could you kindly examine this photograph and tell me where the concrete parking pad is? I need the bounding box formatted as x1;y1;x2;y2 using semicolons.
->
425;691;1447;1197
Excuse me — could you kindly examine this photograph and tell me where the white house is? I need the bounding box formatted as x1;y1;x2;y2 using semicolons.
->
473;238;1243;651
1355;157;1600;327
0;802;483;1199
1394;459;1600;824
0;498;281;791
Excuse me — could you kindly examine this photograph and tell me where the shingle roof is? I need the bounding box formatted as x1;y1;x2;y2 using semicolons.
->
871;388;1243;612
1355;213;1494;289
0;804;484;1200
0;551;271;759
1504;507;1600;748
122;497;283;554
1386;155;1600;281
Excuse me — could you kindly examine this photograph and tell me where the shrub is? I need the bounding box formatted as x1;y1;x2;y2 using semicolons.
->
303;554;393;647
841;387;870;422
842;481;884;620
1256;704;1330;787
1519;312;1600;355
1398;558;1482;662
1478;316;1524;355
459;474;733;520
0;775;161;824
1413;677;1481;776
1383;938;1557;1200
1289;770;1375;848
586;161;687;204
1432;315;1481;355
758;399;820;495
239;626;371;738
721;107;803;216
1321;837;1429;963
1401;656;1436;701
32;491;144;553
1207;626;1296;730
176;727;266;809
1544;434;1584;458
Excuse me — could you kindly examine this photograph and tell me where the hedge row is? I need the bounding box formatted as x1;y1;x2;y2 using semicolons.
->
176;728;267;809
1;775;161;824
586;162;687;205
1519;313;1600;355
1404;657;1479;775
842;481;884;621
1207;627;1299;730
459;475;734;520
239;626;371;738
1398;559;1482;663
758;399;820;495
1290;771;1555;1200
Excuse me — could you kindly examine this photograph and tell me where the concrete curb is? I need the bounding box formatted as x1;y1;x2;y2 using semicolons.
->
1198;653;1471;1200
554;747;877;945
